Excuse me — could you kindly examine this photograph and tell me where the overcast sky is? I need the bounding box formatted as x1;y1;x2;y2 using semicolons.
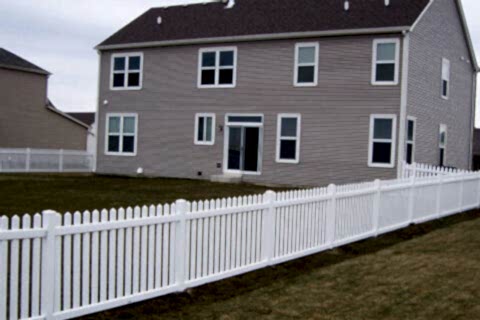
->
1;0;480;122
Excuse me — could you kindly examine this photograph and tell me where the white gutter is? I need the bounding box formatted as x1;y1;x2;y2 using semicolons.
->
397;31;410;177
96;26;409;51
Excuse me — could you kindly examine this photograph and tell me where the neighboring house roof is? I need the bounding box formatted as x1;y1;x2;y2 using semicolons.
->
98;0;430;49
67;112;96;127
0;48;50;75
46;101;91;130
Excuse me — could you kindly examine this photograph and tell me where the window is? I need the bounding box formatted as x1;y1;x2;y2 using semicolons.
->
372;39;400;85
195;113;215;145
441;58;450;99
406;117;416;164
368;114;397;168
110;53;143;90
276;114;301;163
439;124;447;166
294;43;319;86
198;47;237;88
105;114;138;155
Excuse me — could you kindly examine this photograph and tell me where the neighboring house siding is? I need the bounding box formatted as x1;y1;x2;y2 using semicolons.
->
0;68;87;150
407;0;475;169
97;34;403;187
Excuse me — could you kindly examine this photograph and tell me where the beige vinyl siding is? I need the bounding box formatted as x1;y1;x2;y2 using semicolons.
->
407;0;475;170
97;34;403;187
0;68;88;150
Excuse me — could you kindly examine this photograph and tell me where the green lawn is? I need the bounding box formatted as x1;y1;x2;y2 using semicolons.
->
80;210;480;320
0;174;283;217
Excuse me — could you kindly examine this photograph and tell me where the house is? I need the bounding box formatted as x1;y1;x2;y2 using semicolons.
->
472;128;480;170
67;112;97;155
94;0;478;187
0;48;90;150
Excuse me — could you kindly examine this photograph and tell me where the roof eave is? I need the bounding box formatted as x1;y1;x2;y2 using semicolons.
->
96;26;410;51
46;103;91;129
0;63;51;76
455;0;479;72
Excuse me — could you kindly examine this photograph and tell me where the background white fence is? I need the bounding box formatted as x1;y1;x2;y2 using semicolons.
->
1;165;479;319
402;162;466;178
0;149;94;173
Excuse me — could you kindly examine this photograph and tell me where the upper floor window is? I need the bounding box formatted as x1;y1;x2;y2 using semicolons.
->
439;124;447;166
198;47;237;88
372;39;400;85
406;117;416;165
195;113;215;145
110;53;143;90
294;43;319;86
441;58;450;99
276;114;301;163
368;114;397;168
106;113;138;156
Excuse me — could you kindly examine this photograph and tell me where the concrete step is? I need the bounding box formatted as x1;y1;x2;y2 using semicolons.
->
210;174;243;184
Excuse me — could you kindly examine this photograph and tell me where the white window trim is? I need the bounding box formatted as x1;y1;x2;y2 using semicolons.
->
276;114;301;164
439;124;447;165
368;114;397;168
105;113;138;156
406;116;416;164
441;58;450;100
294;42;319;87
194;113;216;146
197;46;237;89
110;52;144;91
371;39;400;86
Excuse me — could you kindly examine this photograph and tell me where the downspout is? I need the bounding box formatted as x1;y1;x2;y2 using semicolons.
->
468;72;478;170
93;51;101;173
397;31;410;177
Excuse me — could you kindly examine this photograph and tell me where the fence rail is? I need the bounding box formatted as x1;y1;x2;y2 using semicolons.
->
1;165;479;319
0;148;94;173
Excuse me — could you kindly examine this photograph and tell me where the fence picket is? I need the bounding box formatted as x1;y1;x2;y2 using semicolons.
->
82;211;91;307
10;216;20;320
20;215;31;319
72;212;81;308
91;210;100;304
31;214;41;316
0;216;7;320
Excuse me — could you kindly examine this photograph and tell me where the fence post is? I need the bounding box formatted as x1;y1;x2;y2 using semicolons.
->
458;172;464;211
41;210;61;320
372;179;381;236
326;184;337;249
407;174;416;223
175;199;187;292
59;149;64;172
436;174;443;217
26;148;31;172
262;190;276;265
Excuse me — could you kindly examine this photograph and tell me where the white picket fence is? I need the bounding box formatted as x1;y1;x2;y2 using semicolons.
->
402;162;466;178
0;149;94;173
1;167;480;319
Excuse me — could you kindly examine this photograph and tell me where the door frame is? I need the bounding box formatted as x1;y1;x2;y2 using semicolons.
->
223;113;264;175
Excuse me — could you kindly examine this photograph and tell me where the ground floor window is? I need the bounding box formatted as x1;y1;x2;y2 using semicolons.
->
406;117;416;164
439;124;447;166
105;113;138;155
368;114;397;168
276;114;301;163
195;113;215;145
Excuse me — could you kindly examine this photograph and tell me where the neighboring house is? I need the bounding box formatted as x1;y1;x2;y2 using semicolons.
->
472;128;480;170
67;112;97;155
95;0;478;187
0;48;90;150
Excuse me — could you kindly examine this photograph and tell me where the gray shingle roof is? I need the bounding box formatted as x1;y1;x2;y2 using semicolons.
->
0;48;49;75
98;0;430;48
